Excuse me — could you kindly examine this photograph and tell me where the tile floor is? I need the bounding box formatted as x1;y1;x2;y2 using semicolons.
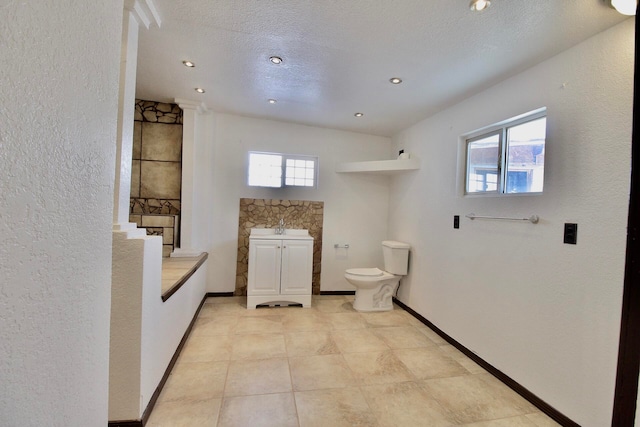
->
147;295;560;427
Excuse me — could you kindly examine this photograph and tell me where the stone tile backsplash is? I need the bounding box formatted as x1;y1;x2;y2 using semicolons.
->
235;198;324;296
134;99;183;124
130;99;183;257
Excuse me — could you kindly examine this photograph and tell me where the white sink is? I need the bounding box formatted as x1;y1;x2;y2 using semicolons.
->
250;228;313;240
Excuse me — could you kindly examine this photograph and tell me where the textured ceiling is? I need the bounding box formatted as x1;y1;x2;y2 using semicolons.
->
136;0;628;137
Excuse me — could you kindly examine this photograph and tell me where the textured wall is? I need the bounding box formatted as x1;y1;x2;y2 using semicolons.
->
0;1;122;425
207;114;392;294
236;199;324;295
389;20;634;427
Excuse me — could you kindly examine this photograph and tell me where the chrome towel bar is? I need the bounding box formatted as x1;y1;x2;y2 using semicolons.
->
466;213;539;224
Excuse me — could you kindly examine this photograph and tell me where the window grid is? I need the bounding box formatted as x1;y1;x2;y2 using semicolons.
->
465;110;546;195
248;152;317;188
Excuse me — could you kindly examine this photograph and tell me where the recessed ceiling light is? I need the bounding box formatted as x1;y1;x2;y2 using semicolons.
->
389;77;403;84
611;0;637;15
269;56;283;64
268;99;277;104
195;88;205;93
182;60;195;67
354;112;364;117
469;0;490;11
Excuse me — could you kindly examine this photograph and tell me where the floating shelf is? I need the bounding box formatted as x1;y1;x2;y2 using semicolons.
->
336;158;420;175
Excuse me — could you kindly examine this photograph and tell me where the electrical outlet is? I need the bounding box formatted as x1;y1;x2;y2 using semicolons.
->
454;215;460;229
564;223;577;245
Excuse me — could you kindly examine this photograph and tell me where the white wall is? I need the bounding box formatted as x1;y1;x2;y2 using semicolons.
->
140;260;208;412
207;114;392;292
0;1;122;426
389;20;634;427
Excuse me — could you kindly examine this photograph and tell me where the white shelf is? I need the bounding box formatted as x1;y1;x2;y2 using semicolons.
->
336;158;420;175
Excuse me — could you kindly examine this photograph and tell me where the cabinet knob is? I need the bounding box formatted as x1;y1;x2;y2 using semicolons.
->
283;245;287;248
277;246;281;248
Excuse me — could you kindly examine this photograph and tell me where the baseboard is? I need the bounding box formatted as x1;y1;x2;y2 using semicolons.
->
107;421;142;427
320;290;355;295
205;291;236;297
392;298;579;427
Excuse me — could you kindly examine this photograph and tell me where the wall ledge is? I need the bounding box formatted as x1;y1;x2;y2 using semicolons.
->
161;253;208;302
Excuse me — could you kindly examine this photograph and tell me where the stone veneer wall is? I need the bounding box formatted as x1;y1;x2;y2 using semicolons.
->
236;199;324;296
130;99;183;256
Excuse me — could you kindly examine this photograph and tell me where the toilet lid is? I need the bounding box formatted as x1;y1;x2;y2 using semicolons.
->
346;268;384;277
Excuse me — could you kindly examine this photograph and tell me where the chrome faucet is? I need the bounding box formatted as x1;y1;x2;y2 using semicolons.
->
277;218;285;235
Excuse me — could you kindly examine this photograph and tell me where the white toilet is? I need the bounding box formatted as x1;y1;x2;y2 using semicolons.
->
345;240;410;312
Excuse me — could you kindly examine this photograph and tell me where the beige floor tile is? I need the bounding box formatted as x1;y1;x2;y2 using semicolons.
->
459;415;540;426
325;312;368;330
312;294;348;300
242;305;296;316
393;347;469;380
371;326;439;349
359;310;410;327
525;412;562;426
477;373;538;412
149;300;554;427
233;315;283;334
199;302;246;316
331;329;390;353
295;387;378;427
191;316;238;336
343;351;414;385
225;358;292;396
438;345;487;374
217;393;298;427
282;311;332;332
159;360;228;403
179;335;232;363
313;298;357;313
415;324;449;345
422;374;538;424
205;296;246;305
285;331;340;356
146;397;222;427
360;382;454;427
230;333;287;360
456;357;487;375
289;354;355;391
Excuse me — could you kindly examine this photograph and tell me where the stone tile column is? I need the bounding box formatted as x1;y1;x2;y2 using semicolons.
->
171;99;208;257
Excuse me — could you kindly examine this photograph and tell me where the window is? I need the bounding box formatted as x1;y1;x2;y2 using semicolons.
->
465;109;546;195
248;151;317;188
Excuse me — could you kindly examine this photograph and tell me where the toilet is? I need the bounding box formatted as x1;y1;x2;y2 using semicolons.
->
345;240;410;312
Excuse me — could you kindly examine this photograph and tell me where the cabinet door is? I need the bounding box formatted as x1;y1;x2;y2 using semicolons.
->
248;239;281;296
280;240;313;295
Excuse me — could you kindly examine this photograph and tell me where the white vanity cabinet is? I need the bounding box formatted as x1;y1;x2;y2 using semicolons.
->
247;229;314;309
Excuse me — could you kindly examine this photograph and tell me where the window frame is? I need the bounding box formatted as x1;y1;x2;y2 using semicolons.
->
463;108;546;196
247;151;319;189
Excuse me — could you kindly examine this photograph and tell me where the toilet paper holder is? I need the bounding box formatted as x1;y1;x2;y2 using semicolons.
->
334;243;350;249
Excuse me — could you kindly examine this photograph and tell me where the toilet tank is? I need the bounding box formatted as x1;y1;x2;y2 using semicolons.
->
382;240;410;275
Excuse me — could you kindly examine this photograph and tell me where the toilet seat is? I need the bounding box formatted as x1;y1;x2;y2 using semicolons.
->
345;267;384;277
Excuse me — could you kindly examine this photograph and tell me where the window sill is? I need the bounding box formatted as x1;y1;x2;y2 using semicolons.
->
161;253;208;302
462;192;543;198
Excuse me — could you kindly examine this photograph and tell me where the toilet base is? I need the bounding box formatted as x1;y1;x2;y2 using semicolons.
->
352;281;399;312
